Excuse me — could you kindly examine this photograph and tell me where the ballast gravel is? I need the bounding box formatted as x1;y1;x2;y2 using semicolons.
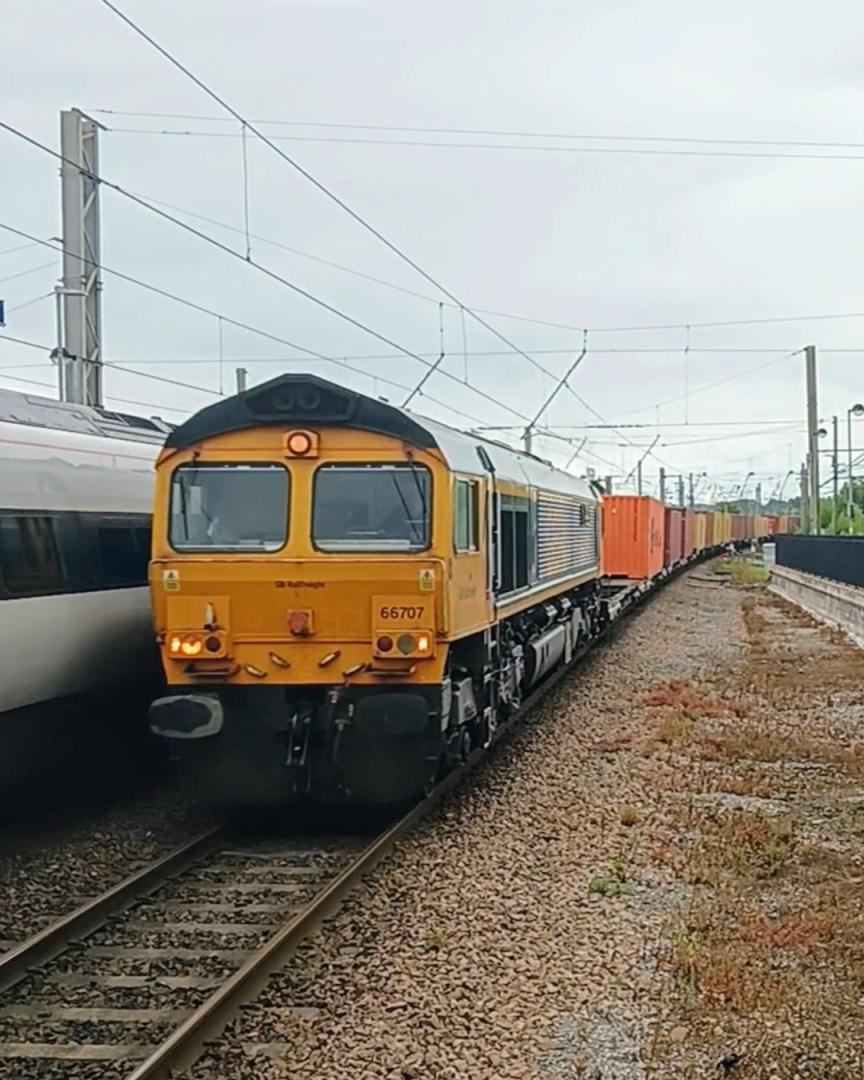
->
8;568;860;1079
0;778;212;945
187;576;746;1079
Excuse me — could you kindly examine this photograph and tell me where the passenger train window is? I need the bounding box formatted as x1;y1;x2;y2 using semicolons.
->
313;463;431;552
0;515;66;596
170;464;289;552
97;520;151;586
454;479;479;552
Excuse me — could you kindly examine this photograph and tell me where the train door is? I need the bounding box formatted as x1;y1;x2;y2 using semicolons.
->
450;473;490;634
475;447;497;599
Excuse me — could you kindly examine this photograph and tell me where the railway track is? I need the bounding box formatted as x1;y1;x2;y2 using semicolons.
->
0;803;441;1079
0;575;668;1078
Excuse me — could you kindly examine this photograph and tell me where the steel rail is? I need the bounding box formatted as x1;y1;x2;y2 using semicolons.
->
125;766;469;1078
123;565;684;1078
0;562;705;1076
0;828;222;996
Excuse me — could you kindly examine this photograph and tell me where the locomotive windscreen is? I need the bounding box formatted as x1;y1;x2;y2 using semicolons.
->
170;463;289;552
312;463;431;552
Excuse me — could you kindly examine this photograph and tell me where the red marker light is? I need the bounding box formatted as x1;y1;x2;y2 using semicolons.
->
376;635;394;653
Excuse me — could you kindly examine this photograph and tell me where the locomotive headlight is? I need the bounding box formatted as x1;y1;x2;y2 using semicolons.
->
180;636;203;656
397;633;415;655
169;634;203;657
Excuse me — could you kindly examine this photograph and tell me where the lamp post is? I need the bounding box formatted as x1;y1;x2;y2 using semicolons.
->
848;404;864;534
832;415;840;534
777;469;795;500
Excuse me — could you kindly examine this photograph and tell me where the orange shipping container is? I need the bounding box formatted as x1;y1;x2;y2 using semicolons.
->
601;495;666;580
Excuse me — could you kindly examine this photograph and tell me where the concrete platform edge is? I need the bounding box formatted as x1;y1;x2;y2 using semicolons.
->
769;564;864;649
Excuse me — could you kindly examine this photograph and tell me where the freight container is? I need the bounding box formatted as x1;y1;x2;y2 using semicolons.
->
704;511;715;548
664;508;685;566
694;510;708;552
601;495;666;580
683;509;697;556
709;511;722;545
731;514;747;542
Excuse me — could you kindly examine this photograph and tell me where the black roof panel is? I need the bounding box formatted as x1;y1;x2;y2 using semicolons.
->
163;373;439;452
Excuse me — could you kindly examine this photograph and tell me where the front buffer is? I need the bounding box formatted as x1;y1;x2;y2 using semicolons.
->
150;681;449;807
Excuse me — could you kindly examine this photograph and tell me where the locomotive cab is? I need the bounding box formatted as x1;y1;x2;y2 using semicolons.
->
148;375;600;807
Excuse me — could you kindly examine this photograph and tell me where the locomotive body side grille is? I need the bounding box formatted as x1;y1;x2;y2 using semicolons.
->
536;491;598;582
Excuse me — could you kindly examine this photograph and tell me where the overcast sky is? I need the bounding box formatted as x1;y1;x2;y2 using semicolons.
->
2;0;864;499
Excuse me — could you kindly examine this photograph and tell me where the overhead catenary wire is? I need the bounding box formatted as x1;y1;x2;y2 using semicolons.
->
479;419;805;430
0;365;183;414
0;261;57;285
0;123;545;433
22;44;817;476
0;331;224;396
74;345;864;363
94;0;618;438
6;291;54;313
0;224;805;461
613;350;804;420
0;240;48;257
114;189;864;340
0;221;473;419
88;109;864;152
132;190;442;306
0;331;603;469
0;230;532;438
0;242;786;474
0;305;490;434
106;124;864;163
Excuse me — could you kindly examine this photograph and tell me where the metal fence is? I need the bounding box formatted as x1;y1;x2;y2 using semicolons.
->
774;534;864;589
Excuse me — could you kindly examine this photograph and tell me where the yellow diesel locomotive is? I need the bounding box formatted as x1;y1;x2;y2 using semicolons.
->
148;374;602;805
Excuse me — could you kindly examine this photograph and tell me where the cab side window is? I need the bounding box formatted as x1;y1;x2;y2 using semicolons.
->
454;479;479;552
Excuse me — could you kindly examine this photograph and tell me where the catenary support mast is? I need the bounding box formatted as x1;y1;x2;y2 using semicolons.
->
59;108;105;405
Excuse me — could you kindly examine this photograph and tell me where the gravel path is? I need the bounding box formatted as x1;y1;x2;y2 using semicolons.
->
186;573;749;1079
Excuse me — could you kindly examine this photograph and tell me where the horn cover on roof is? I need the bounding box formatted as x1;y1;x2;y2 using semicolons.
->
163;374;440;451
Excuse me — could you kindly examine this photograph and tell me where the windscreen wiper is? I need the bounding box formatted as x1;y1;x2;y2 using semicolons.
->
389;470;423;544
404;460;428;537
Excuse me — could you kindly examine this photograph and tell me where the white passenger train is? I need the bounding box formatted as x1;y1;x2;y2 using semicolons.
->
0;389;169;786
